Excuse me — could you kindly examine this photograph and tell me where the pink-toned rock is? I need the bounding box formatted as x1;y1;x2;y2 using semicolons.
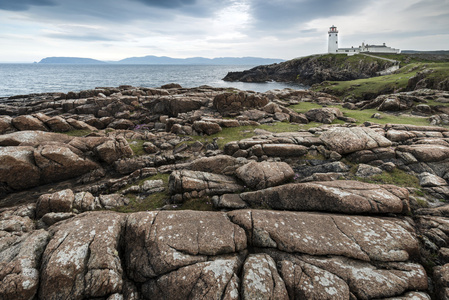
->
279;259;350;299
0;146;40;190
142;255;243;300
34;143;99;182
192;120;222;135
397;144;449;162
228;210;419;262
241;254;289;300
95;137;133;164
0;130;73;146
124;211;247;281
0;230;50;300
45;116;72;132
36;189;75;218
236;161;294;190
240;180;409;214
39;212;125;299
0;116;14;134
320;127;392;154
11;115;48;131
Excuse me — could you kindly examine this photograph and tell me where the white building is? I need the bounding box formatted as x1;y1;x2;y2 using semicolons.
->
328;25;400;55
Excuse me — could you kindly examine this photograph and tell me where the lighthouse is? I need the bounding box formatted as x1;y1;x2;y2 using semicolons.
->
328;25;338;53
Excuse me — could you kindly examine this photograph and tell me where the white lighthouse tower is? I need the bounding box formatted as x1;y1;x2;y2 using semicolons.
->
328;25;338;53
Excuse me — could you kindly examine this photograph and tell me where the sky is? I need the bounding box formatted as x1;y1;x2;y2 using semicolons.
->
0;0;448;62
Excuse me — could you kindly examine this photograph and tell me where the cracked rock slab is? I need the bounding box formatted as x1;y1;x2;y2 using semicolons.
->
228;210;419;262
239;180;409;214
320;127;392;154
39;211;125;300
124;211;247;282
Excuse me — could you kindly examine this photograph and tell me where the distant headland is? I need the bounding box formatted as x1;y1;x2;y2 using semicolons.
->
38;55;285;65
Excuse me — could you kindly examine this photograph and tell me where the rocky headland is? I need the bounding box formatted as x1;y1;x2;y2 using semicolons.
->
1;81;449;299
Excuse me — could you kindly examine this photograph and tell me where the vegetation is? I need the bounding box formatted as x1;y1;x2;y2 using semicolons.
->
355;168;420;188
127;139;146;156
115;173;170;213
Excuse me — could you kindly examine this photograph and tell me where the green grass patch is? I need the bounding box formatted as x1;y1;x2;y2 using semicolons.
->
65;129;92;137
312;62;449;101
176;197;216;211
356;168;420;188
127;139;146;156
290;102;430;126
114;173;170;213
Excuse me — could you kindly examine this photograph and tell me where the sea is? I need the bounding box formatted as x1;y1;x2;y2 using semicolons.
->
0;64;307;98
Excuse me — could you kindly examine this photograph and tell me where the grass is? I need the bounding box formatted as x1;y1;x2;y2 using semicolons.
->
176;197;216;211
65;129;93;137
290;102;431;127
312;62;449;100
127;139;146;156
114;173;170;213
355;168;420;188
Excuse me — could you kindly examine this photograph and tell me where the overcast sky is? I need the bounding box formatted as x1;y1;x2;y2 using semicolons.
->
0;0;448;62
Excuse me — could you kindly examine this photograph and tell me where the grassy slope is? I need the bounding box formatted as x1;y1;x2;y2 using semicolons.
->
312;54;449;100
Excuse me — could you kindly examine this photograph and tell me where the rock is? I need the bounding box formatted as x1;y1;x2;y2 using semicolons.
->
143;142;158;154
11;115;48;131
34;143;99;183
242;109;267;121
418;172;447;187
213;194;248;209
305;107;343;124
229;210;419;262
241;254;289;300
355;163;383;178
124;211;247;280
249;144;308;157
397;144;449;162
301;256;428;299
39;212;125;300
0;230;50;300
213;92;269;115
36;189;75;218
320;127;392;154
0;130;72;146
99;194;129;209
0;146;40;190
386;129;417;142
0;116;14;134
143;256;243;300
434;263;449;299
169;170;244;196
239;180;409;214
279;259;350;299
235;161;294;190
189;155;243;175
73;191;100;212
45;116;72;132
192;120;222;135
95;137;133;164
41;212;76;226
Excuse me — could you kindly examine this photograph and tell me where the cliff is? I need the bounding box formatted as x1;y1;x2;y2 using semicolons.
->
223;53;396;85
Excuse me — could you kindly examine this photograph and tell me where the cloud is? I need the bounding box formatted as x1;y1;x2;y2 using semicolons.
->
133;0;196;9
0;0;55;11
247;0;374;35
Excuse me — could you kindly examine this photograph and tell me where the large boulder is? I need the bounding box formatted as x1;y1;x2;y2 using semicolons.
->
236;161;294;190
397;144;449;162
124;211;247;281
213;92;269;115
320;127;392;154
305;107;343;124
0;230;50;300
0;146;40;190
169;170;244;196
36;189;75;218
39;212;125;299
239;180;409;214
228;210;419;262
11;115;48;131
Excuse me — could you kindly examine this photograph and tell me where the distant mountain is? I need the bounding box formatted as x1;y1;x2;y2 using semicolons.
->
39;57;106;64
38;55;285;65
401;50;449;54
114;56;285;65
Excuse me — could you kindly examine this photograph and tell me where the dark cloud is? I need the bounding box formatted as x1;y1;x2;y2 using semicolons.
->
0;0;55;11
248;0;374;33
133;0;196;9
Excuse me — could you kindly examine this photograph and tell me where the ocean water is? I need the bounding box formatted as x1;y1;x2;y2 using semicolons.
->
0;64;306;97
